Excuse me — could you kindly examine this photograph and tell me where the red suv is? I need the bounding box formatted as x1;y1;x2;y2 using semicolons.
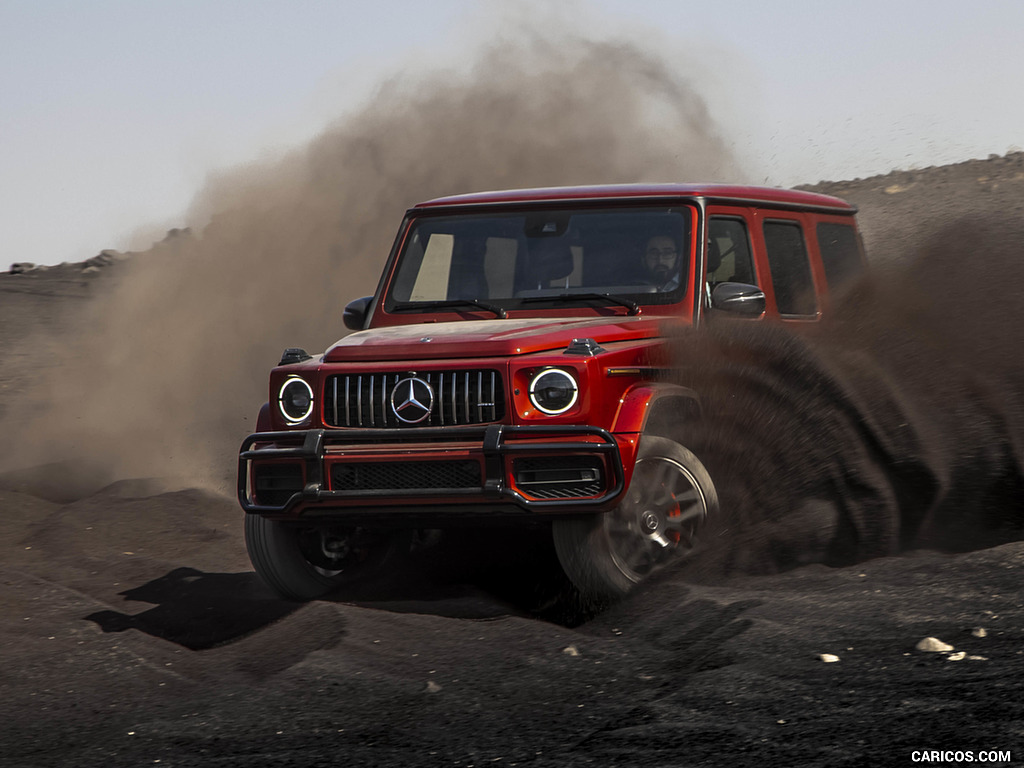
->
238;184;865;602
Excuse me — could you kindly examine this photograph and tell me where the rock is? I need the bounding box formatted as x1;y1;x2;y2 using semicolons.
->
99;248;130;262
972;627;988;638
426;680;442;693
562;645;580;657
947;652;966;662
819;654;840;663
83;252;115;269
915;637;954;653
9;262;36;274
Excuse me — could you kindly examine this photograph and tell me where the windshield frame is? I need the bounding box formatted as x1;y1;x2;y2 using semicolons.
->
380;202;699;319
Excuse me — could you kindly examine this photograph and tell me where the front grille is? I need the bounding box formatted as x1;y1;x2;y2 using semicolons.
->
324;370;504;428
513;457;604;499
330;460;481;491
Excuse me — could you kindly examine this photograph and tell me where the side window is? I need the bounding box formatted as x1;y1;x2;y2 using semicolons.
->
763;220;817;316
817;222;864;290
707;217;756;285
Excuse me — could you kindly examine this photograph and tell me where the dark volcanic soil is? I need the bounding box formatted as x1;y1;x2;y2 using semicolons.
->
2;155;1024;767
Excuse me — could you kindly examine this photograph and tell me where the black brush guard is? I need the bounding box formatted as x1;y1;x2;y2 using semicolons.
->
238;424;626;516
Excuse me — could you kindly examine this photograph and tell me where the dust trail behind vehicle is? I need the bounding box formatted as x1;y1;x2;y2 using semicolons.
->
669;216;1024;576
0;27;741;491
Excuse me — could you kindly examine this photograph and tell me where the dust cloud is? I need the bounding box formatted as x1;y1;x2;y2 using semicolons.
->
669;216;1024;577
0;27;741;491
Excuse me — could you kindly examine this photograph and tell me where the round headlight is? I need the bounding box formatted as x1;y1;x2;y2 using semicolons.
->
529;368;578;415
279;377;314;423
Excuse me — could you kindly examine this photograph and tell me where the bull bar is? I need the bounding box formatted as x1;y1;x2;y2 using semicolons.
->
237;424;627;515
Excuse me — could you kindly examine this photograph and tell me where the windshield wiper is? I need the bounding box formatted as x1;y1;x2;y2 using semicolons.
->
521;292;641;315
392;299;507;319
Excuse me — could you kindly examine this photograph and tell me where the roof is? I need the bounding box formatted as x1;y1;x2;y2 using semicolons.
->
413;183;855;213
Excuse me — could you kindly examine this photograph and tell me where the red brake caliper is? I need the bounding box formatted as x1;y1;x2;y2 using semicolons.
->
665;499;682;543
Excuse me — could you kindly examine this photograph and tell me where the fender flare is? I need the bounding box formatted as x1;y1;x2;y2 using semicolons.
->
610;382;702;438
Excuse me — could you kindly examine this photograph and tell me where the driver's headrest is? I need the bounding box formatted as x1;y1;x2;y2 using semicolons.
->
533;240;575;283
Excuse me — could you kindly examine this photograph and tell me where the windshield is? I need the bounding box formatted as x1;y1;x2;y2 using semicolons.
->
385;205;695;312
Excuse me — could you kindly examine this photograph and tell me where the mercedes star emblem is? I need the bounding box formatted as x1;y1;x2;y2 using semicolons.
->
390;377;435;424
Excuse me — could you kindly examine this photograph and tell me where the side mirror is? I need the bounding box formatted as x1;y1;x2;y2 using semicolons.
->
343;296;373;330
710;282;766;317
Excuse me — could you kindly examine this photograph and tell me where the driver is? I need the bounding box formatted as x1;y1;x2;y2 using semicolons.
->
642;233;682;291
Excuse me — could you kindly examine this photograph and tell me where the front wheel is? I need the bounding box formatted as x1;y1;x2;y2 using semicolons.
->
245;515;405;601
552;436;718;604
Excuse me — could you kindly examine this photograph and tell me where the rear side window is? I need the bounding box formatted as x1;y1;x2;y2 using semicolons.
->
763;220;817;316
817;222;864;290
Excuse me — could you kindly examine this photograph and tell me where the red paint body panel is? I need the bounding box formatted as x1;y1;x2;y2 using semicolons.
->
324;316;673;362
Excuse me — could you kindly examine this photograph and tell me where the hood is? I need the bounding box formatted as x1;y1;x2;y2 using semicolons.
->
324;316;668;362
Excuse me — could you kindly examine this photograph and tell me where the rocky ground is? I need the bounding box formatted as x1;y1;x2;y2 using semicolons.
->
1;155;1023;767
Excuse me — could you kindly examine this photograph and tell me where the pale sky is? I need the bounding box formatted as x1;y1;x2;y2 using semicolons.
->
3;0;1023;266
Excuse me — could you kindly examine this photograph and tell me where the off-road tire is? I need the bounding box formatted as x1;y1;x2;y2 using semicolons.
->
245;515;403;601
552;436;717;604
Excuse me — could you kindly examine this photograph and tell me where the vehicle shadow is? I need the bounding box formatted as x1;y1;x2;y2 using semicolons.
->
84;532;592;651
85;567;299;650
331;527;598;626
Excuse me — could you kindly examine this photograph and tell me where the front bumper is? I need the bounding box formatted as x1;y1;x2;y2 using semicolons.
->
238;424;628;520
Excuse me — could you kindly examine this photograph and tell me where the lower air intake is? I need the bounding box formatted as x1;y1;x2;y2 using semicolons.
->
514;457;604;499
253;463;304;507
330;461;481;492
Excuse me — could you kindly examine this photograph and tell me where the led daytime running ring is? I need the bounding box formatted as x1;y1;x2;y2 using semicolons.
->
279;377;315;423
528;368;579;415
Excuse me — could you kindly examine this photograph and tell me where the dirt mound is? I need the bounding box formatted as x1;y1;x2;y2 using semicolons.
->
2;478;1022;766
